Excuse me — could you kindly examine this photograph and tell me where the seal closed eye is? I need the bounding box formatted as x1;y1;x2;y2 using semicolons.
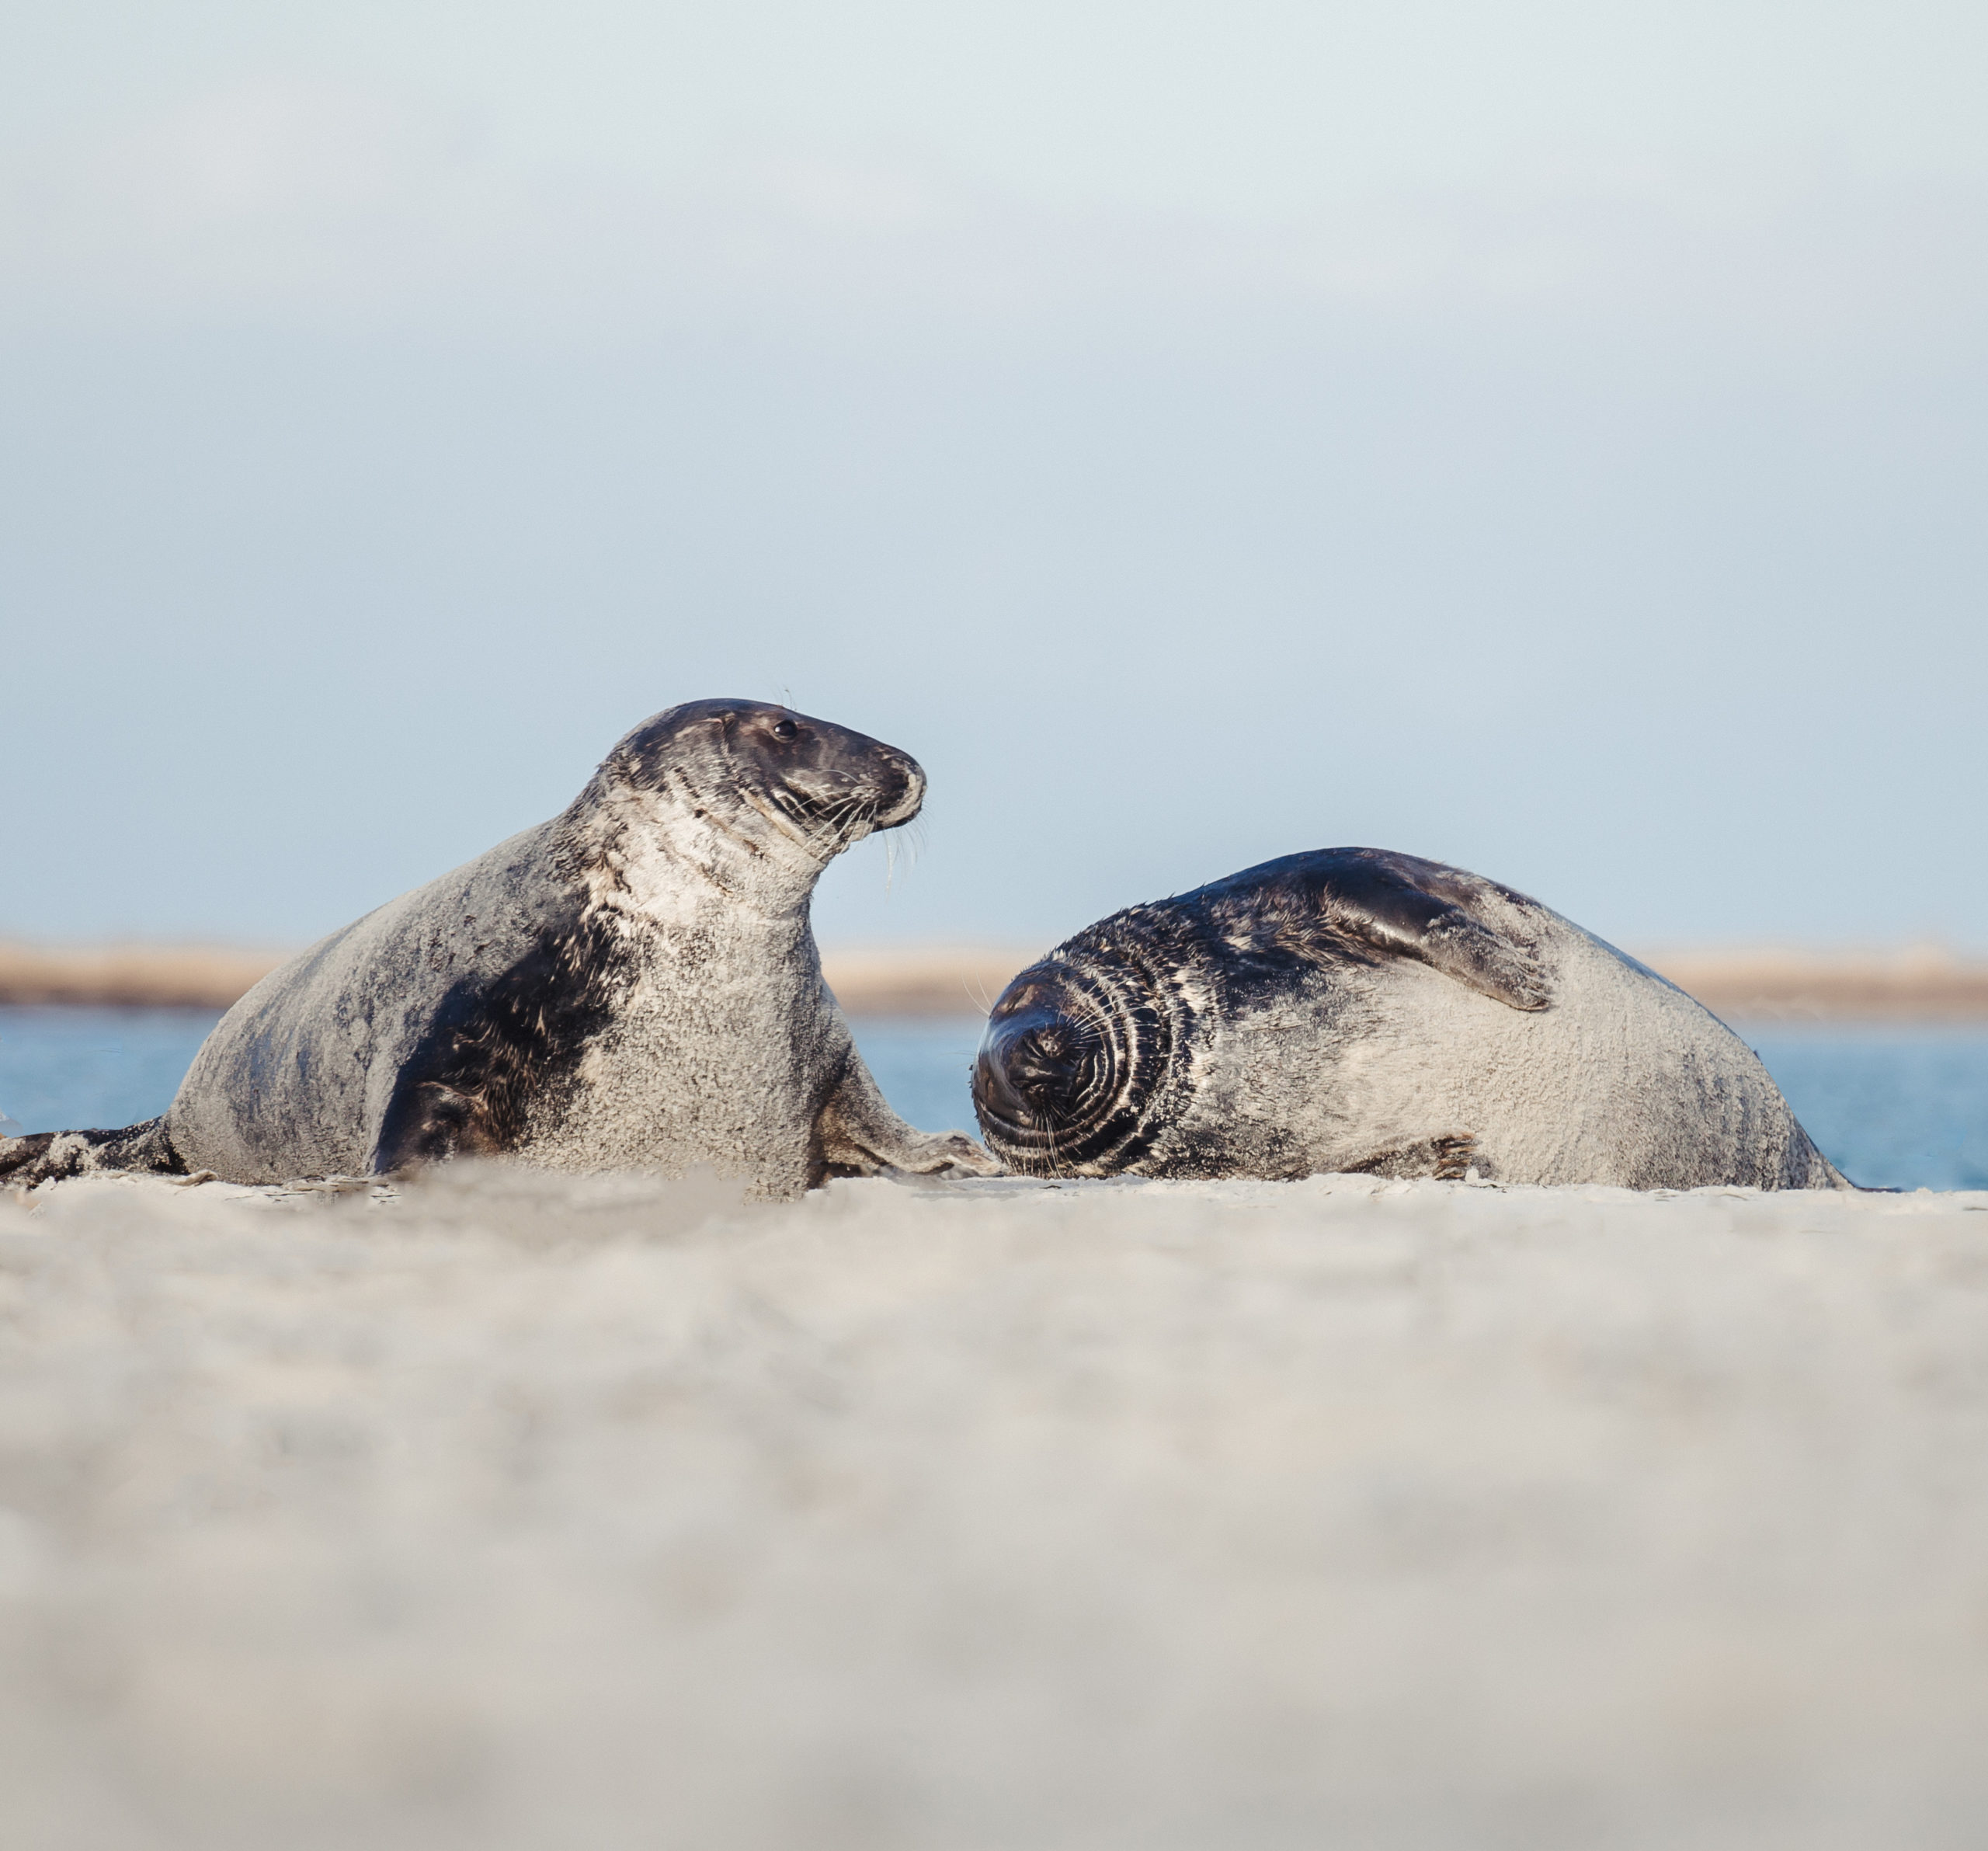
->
974;847;1848;1192
4;698;999;1197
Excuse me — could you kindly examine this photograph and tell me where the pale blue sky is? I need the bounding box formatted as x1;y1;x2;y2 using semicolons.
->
10;1;1988;210
2;2;1984;951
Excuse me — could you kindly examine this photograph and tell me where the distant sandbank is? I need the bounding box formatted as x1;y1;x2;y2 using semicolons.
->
0;941;291;1010
3;938;1987;1021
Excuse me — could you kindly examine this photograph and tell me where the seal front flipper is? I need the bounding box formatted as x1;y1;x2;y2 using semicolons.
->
373;1081;503;1176
1204;846;1552;1011
1341;1132;1483;1182
815;1057;1003;1182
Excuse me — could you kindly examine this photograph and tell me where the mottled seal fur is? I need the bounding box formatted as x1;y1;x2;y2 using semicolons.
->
973;847;1848;1191
4;700;996;1197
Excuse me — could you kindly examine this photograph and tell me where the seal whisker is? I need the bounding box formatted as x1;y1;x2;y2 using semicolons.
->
735;788;819;852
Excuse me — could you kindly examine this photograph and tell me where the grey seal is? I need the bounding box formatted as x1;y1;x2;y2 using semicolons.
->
3;699;997;1197
972;847;1848;1190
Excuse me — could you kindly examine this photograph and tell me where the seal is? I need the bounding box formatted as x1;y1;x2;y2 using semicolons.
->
2;699;999;1197
972;847;1849;1191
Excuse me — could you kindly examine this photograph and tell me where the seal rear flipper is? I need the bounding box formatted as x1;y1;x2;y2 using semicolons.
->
1;1116;184;1189
1792;1122;1857;1191
1208;847;1552;1011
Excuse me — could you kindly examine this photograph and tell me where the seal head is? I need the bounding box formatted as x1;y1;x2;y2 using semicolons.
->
973;946;1183;1177
579;699;926;910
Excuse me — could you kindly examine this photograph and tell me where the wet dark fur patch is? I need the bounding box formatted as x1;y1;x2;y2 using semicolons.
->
373;898;631;1174
1194;847;1552;1012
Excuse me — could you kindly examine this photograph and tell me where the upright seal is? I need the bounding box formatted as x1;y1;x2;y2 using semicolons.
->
4;699;998;1196
973;847;1848;1191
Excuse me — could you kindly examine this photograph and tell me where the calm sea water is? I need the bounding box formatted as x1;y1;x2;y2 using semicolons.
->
2;1007;1983;1192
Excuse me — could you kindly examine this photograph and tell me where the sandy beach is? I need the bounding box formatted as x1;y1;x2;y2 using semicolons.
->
3;1166;1986;1848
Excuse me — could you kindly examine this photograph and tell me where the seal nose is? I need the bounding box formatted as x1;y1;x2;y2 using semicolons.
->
873;750;926;829
974;1002;1090;1129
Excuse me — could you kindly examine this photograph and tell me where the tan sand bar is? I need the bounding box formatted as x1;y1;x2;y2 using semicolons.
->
827;943;1988;1021
5;938;1988;1019
1642;943;1988;1021
821;944;1046;1017
0;941;288;1008
0;940;1037;1015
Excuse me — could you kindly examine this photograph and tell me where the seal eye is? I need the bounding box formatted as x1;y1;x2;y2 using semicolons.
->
771;718;798;742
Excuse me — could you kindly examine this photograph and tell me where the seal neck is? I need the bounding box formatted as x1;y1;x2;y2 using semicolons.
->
563;774;832;926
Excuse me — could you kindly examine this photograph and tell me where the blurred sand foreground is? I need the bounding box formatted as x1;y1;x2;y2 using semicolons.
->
5;938;1988;1018
3;1167;1987;1849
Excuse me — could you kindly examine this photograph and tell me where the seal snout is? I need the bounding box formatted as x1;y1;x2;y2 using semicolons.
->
871;750;926;830
741;707;926;848
973;987;1113;1159
976;1007;1083;1124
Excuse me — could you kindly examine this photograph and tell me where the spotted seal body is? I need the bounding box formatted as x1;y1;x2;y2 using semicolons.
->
974;847;1848;1191
4;700;996;1196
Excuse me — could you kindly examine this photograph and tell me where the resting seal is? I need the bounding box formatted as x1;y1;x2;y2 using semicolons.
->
973;847;1848;1191
4;699;997;1197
